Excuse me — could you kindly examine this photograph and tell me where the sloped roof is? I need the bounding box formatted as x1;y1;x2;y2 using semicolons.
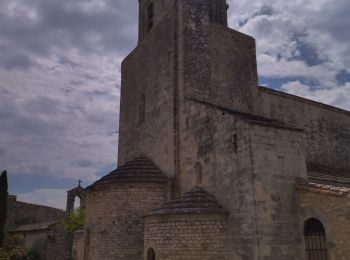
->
10;221;59;233
297;182;350;197
89;157;168;188
307;163;350;187
148;187;227;215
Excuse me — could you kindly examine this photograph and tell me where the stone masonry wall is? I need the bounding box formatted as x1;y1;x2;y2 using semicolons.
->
45;223;72;260
144;214;229;260
178;0;259;115
178;100;262;259
248;122;306;259
71;229;84;260
84;183;167;260
178;99;309;259
298;189;350;260
118;8;175;180
259;87;350;170
5;197;65;235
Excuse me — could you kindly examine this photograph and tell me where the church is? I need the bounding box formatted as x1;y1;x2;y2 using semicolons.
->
78;0;350;259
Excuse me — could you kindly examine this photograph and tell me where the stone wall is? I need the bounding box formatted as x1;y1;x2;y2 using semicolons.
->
297;187;350;260
118;8;175;181
259;87;350;170
144;214;229;260
178;0;259;114
177;98;308;259
5;196;65;234
84;183;167;260
45;223;72;260
72;229;84;260
247;121;306;259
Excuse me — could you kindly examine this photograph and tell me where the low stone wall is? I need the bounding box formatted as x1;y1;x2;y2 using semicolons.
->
45;223;72;260
6;196;65;234
144;214;229;260
72;229;84;260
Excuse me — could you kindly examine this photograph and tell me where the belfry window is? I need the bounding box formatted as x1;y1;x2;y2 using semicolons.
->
147;248;156;260
147;2;154;33
304;218;328;260
139;93;145;124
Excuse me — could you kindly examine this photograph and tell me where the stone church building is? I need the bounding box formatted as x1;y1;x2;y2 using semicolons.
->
79;0;350;259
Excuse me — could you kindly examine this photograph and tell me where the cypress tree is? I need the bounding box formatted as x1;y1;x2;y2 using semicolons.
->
0;171;8;247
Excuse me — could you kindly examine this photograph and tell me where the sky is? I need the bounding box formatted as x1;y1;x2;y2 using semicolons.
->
0;0;349;209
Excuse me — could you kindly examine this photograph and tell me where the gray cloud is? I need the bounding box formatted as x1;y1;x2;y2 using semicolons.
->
0;0;138;70
0;0;127;186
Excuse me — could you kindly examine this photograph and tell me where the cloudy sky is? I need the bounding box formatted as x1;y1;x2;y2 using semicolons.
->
0;0;349;209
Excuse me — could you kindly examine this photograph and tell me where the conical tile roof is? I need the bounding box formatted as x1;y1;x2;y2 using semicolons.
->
89;157;168;188
148;187;227;215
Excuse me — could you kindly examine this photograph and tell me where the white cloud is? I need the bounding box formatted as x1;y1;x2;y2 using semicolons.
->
228;0;350;110
17;189;67;210
281;81;350;110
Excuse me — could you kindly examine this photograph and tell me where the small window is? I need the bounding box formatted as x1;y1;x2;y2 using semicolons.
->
139;93;145;124
196;162;202;185
147;2;154;33
304;218;328;260
147;248;156;260
231;134;238;153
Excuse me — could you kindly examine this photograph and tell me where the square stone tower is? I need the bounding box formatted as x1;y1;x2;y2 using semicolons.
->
118;0;259;196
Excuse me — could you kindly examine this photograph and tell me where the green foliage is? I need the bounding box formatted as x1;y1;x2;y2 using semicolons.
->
62;208;85;233
0;171;8;247
25;248;40;260
0;247;10;260
1;236;40;260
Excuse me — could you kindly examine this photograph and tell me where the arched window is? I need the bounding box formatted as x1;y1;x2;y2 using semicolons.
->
73;196;81;209
147;248;155;260
304;218;328;260
139;93;145;124
146;2;154;33
195;162;202;185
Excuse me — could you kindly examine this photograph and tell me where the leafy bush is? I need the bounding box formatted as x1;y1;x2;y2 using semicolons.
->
63;208;85;233
25;248;40;260
0;247;10;260
1;236;40;260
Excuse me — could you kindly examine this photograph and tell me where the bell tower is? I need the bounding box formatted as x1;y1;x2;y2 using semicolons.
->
209;0;228;25
118;0;258;194
138;0;174;42
138;0;229;42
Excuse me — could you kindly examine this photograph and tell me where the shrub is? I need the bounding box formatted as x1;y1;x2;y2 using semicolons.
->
63;208;85;233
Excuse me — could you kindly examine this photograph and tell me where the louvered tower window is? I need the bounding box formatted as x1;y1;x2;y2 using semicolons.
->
147;2;154;33
304;218;328;260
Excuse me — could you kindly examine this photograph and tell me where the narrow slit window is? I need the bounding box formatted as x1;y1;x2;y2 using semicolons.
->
304;218;328;260
196;162;202;185
147;2;154;33
232;134;238;153
139;93;145;124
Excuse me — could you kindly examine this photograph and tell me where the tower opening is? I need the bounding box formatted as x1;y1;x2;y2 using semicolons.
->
73;196;81;209
147;2;154;33
304;218;328;260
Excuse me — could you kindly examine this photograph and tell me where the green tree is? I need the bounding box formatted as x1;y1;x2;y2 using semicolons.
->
0;171;8;247
62;208;85;233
